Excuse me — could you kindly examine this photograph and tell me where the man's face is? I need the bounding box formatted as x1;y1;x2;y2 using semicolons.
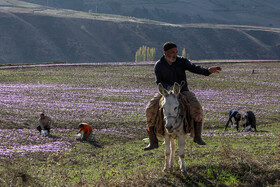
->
164;47;178;64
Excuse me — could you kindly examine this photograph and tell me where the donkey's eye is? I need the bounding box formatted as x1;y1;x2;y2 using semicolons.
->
174;107;177;111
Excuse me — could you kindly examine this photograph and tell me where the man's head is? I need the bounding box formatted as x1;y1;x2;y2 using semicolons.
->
235;112;241;121
79;123;84;129
163;42;178;64
40;113;45;119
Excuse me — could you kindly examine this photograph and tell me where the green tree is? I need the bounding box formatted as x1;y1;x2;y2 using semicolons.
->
146;47;150;61
141;45;146;61
182;48;186;58
135;45;156;62
150;48;156;61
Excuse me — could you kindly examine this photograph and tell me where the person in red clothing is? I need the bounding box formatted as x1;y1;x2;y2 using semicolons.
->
77;123;94;142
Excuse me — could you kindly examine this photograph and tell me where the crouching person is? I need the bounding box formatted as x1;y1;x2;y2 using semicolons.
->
77;123;94;142
37;113;52;136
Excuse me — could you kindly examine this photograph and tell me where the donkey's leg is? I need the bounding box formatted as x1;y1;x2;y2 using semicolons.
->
170;137;176;170
163;135;171;172
178;135;186;174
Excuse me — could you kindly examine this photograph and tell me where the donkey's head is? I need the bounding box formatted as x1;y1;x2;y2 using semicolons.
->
158;82;181;133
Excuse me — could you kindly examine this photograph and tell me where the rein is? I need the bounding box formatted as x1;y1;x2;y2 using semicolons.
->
164;107;180;121
164;107;183;131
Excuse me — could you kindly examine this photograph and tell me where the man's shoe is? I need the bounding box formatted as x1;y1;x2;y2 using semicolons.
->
194;136;206;145
143;127;159;151
194;122;206;145
143;142;159;151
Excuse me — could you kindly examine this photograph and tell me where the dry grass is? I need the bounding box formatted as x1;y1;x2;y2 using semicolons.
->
0;62;279;186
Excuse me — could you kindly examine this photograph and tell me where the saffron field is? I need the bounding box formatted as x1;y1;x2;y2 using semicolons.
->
0;62;279;186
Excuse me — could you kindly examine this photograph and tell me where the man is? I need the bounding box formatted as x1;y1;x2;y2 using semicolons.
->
77;123;94;142
144;42;222;151
37;113;52;135
224;110;241;131
242;111;257;132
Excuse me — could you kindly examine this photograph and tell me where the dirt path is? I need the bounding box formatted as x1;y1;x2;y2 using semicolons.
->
1;60;279;69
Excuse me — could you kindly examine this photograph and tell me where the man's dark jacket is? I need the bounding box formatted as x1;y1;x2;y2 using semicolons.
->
154;56;211;92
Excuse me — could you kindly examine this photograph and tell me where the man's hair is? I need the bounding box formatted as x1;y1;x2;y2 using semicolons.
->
163;42;177;51
40;113;44;116
79;124;84;129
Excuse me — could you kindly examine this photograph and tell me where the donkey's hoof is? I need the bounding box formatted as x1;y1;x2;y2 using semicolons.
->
163;168;170;173
181;170;187;176
181;169;187;176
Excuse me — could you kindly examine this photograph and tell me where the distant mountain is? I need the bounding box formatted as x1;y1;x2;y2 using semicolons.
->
21;0;280;27
0;0;280;64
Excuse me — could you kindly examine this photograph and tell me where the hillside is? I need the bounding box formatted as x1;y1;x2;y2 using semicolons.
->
20;0;280;27
0;1;280;63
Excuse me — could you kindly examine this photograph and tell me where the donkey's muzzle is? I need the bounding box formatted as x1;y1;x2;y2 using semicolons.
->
166;124;174;133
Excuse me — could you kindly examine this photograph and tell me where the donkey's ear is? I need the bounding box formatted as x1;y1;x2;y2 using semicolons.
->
158;83;168;97
173;82;181;97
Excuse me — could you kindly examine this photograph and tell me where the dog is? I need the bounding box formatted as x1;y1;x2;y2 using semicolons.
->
242;111;257;132
224;110;241;131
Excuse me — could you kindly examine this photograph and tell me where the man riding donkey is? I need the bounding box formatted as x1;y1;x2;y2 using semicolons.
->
144;42;222;150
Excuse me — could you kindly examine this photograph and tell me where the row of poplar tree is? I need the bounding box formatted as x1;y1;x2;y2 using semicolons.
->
135;45;189;62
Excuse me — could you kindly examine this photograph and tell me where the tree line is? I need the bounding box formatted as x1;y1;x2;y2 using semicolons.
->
135;46;189;62
135;46;156;62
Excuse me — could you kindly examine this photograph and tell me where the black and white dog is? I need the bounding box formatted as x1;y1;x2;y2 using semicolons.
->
224;110;241;131
242;111;257;132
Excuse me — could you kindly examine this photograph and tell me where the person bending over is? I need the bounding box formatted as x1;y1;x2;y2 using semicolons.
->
77;123;94;142
37;113;52;136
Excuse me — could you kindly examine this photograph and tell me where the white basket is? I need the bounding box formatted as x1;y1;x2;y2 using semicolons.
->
76;133;82;140
41;130;48;136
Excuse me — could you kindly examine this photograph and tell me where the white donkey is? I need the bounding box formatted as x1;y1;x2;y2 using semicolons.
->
158;82;187;175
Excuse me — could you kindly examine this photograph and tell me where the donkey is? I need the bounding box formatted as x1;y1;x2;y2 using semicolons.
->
158;82;187;174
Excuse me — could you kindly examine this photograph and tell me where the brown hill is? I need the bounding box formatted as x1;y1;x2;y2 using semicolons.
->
0;7;280;64
21;0;280;27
